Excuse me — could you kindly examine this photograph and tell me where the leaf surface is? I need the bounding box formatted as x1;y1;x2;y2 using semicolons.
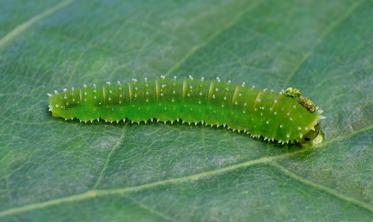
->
0;0;372;221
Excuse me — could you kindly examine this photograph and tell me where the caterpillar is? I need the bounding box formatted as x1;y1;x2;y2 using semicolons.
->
48;76;325;145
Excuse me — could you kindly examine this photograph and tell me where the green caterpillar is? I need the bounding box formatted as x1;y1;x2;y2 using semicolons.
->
48;76;324;145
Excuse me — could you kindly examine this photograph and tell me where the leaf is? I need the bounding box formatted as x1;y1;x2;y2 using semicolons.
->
0;0;372;221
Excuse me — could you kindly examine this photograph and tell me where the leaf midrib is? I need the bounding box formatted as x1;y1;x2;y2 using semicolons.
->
0;125;371;218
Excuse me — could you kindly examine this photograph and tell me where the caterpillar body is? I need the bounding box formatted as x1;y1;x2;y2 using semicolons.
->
48;76;324;145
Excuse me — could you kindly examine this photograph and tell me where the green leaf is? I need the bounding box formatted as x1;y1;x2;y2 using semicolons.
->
0;0;372;221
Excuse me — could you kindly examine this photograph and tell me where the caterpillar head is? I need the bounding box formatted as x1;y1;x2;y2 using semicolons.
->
284;87;324;146
300;123;324;146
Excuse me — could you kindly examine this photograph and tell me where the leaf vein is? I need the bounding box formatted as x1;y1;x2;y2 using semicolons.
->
282;0;365;88
0;154;286;217
126;196;176;222
0;0;74;49
165;0;262;75
269;162;373;213
93;128;126;189
0;126;371;217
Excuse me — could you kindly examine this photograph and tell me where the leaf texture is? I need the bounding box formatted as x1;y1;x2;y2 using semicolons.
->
0;0;372;221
